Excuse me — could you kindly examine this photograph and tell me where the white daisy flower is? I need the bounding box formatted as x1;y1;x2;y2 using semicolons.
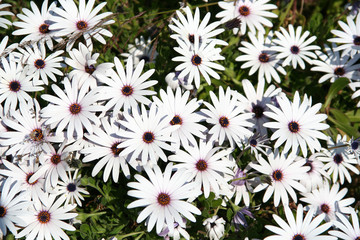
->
19;42;64;86
65;42;114;89
236;79;282;136
127;163;201;234
30;142;71;190
0;99;63;159
153;87;206;149
121;36;158;66
172;35;225;89
0;178;29;236
118;104;178;166
0;54;43;115
169;6;227;47
17;194;77;240
250;151;308;207
200;86;254;148
165;71;193;91
0;160;46;202
203;215;226;240
0;3;13;29
168;140;234;198
230;166;251;206
12;0;59;50
41;77;104;140
273;24;320;69
236;32;286;83
328;13;360;57
216;0;277;35
265;204;336;240
99;56;157;114
81;116;132;181
318;134;359;184
296;153;330;192
329;209;360;240
50;0;114;50
349;81;360;107
264;91;329;157
311;43;360;83
54;169;89;207
300;182;355;222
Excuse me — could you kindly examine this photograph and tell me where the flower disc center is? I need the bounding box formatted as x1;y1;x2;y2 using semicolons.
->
76;20;88;30
69;103;82;115
352;141;359;150
239;6;250;16
38;210;51;224
288;121;300;133
121;85;133;96
67;183;77;192
50;154;61;165
272;169;283;181
258;53;270;63
85;65;96;74
170;115;182;125
250;139;257;147
334;67;345;76
196;159;207;171
320;203;330;214
0;206;6;217
111;142;123;156
142;131;155;144
219;116;230;127
39;23;50;34
353;36;360;45
34;59;46;69
157;193;171;206
26;172;38;186
290;45;300;54
9;80;21;92
30;128;44;142
292;234;305;240
252;104;264;118
191;55;202;66
333;153;343;164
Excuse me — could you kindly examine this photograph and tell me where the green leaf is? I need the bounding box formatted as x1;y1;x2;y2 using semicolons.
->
226;208;234;222
345;110;360;122
328;115;360;138
76;212;107;222
323;77;349;110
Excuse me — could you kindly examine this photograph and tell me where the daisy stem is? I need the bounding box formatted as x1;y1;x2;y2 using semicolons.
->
117;231;145;239
328;144;349;150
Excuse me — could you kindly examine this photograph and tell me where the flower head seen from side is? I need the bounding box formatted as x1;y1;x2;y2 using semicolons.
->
328;13;360;57
300;181;355;222
121;36;158;66
158;218;190;240
0;178;29;236
81;116;131;182
236;32;286;83
172;36;225;89
168;140;234;198
50;0;114;50
99;56;157;114
265;204;336;240
169;6;228;47
0;54;43;115
346;136;360;162
127;163;201;234
20;42;64;86
12;0;58;50
201;86;254;148
216;0;277;35
264;91;329;157
250;151;308;207
236;79;282;136
273;24;320;69
318;134;359;184
296;153;330;192
230;166;251;206
311;43;360;83
17;194;77;240
41;77;103;140
118;104;178;166
203;215;226;240
66;42;114;89
165;71;193;91
329;209;360;240
54;169;89;207
153;87;207;149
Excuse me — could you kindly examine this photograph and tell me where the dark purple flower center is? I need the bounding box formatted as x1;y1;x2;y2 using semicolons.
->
139;55;150;62
34;59;45;69
292;234;305;240
67;183;76;192
352;141;359;150
191;55;202;66
39;23;50;34
142;132;155;144
85;65;96;74
76;20;88;30
50;154;61;165
304;159;313;173
288;121;300;133
320;203;330;214
157;193;171;206
30;128;44;142
258;53;269;63
333;153;343;164
111;142;123;156
353;36;360;45
290;45;300;54
252;104;264;118
334;67;345;76
121;85;133;96
250;139;257;147
9;80;21;92
219;116;230;127
69;103;82;115
272;169;283;181
37;210;51;224
196;159;207;171
170;115;182;125
0;206;6;217
239;6;250;16
26;172;38;185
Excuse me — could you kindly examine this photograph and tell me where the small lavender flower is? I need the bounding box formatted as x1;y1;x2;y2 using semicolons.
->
232;207;254;230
